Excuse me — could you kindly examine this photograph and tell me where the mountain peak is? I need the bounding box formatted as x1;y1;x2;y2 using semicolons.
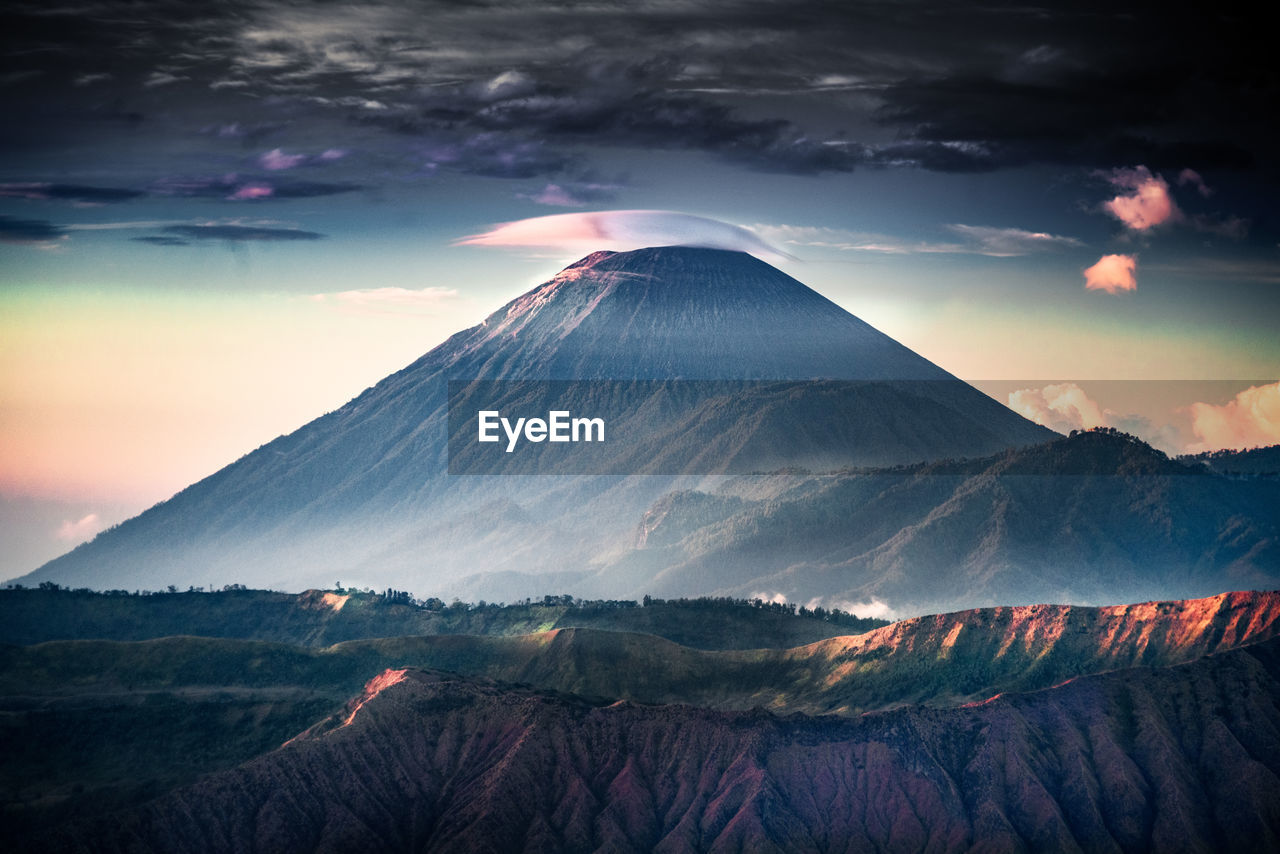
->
564;249;618;270
584;244;776;275
454;245;962;381
986;427;1192;476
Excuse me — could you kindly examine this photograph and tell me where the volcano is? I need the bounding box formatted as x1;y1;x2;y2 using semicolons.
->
23;247;1054;598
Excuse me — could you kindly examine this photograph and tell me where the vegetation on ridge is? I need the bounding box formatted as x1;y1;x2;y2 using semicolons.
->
0;586;886;649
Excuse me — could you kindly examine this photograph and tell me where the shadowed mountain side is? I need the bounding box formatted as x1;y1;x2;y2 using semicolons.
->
0;686;336;839
598;430;1280;612
45;640;1280;853
1183;443;1280;477
21;246;1051;597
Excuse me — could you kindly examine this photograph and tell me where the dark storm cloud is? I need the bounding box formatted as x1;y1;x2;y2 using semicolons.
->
149;176;362;200
162;224;324;241
269;181;362;199
874;69;1255;172
1;0;1274;180
430;134;574;179
455;80;866;176
0;182;145;202
131;235;190;246
0;214;66;244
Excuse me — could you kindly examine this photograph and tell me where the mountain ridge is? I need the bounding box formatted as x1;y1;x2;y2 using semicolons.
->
6;589;1278;717
6;588;1279;841
603;428;1280;612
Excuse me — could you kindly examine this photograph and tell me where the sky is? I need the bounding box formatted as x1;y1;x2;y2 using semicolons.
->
1;0;1278;580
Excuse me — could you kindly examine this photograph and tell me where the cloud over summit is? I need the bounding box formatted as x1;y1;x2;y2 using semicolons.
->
459;210;787;260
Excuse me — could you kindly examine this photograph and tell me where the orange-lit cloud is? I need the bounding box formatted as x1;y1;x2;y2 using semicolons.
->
1006;382;1184;453
1188;381;1280;451
1083;253;1137;293
1008;382;1108;431
457;210;789;261
1102;166;1181;230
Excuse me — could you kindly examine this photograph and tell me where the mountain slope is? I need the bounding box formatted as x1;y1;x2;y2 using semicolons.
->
600;429;1280;613
45;639;1280;853
22;247;1051;597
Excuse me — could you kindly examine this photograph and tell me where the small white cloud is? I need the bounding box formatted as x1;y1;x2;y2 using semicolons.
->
823;597;896;620
259;149;308;170
482;70;535;100
56;513;102;542
754;223;1079;257
944;224;1082;257
1083;253;1137;293
811;74;865;89
143;71;187;88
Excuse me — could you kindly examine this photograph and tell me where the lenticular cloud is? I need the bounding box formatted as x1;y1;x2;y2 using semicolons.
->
457;210;789;262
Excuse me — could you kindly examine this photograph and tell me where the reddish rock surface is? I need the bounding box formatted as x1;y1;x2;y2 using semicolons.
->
49;637;1280;853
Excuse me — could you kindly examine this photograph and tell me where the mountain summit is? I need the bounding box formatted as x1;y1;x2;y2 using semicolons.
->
25;246;1055;598
437;246;959;380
